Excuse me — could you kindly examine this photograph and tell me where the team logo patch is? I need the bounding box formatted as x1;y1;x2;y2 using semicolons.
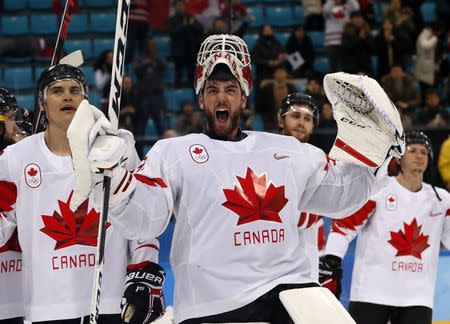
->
189;144;209;163
386;194;397;210
24;163;42;188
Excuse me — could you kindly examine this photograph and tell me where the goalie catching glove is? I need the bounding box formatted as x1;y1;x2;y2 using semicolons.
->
121;261;166;324
323;72;405;168
67;100;136;211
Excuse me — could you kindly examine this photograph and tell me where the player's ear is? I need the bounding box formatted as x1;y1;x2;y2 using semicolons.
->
198;95;204;111
241;94;247;110
38;100;45;112
278;113;284;129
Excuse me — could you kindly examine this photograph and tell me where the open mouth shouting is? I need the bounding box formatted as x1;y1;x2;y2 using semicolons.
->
215;108;230;124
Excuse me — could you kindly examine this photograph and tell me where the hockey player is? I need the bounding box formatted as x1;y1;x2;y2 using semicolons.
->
278;93;326;279
319;131;450;324
68;34;402;324
0;88;23;324
0;65;161;324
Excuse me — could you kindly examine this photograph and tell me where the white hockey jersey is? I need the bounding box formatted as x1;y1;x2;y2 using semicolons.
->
325;177;450;308
0;174;23;319
0;133;159;322
109;131;383;323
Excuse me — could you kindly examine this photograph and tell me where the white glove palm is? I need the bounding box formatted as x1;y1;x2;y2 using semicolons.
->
67;100;136;211
323;72;405;168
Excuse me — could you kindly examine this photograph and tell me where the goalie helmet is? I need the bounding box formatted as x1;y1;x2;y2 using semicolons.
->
279;93;320;126
37;64;88;102
195;34;253;96
405;130;433;162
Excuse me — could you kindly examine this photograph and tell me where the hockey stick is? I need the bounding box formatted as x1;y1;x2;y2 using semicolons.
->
33;0;76;134
89;0;130;323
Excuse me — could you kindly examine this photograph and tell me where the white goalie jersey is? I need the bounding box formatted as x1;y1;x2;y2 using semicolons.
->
0;133;159;322
325;177;450;308
109;131;384;323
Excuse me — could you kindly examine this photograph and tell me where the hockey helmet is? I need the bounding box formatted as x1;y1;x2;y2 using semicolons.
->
195;34;253;96
279;93;320;126
37;64;88;102
405;130;433;162
0;88;19;116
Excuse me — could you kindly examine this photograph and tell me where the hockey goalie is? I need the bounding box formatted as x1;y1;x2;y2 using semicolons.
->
67;34;405;324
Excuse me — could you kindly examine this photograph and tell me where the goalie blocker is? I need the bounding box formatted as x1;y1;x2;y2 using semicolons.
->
323;72;405;168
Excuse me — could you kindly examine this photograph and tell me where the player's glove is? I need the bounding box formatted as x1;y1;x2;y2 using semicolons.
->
319;254;343;300
67;100;136;210
121;261;166;324
323;72;405;169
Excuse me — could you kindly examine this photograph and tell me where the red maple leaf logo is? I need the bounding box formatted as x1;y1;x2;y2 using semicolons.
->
388;218;430;260
0;229;21;253
28;167;38;177
388;197;395;203
0;181;17;212
193;147;203;154
222;168;288;225
40;191;110;250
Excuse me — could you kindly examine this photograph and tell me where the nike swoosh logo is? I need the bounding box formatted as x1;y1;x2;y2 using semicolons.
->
429;211;442;217
274;153;290;160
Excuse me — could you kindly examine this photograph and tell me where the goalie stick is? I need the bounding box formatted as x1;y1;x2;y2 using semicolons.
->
89;0;131;323
33;0;76;134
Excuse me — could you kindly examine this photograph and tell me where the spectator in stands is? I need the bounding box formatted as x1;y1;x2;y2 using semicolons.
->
167;0;204;88
258;66;297;131
126;0;152;64
317;102;337;130
188;111;204;134
207;16;229;36
219;0;252;37
285;25;315;78
356;0;375;27
162;129;178;139
175;100;196;135
304;75;329;112
384;1;416;68
119;75;137;133
132;38;167;138
303;0;324;30
375;18;402;78
341;11;373;75
239;107;255;131
93;49;113;110
252;24;286;90
438;136;450;191
323;0;360;72
414;25;438;93
414;88;449;128
380;63;421;126
186;0;221;33
402;0;425;33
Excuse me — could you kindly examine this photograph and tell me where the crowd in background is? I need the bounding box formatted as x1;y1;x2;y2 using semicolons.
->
0;0;449;190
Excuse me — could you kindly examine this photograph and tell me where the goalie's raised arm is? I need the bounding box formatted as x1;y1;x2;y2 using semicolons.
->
323;72;405;167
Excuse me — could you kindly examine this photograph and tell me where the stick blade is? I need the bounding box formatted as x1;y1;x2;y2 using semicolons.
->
279;287;356;324
60;50;84;67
